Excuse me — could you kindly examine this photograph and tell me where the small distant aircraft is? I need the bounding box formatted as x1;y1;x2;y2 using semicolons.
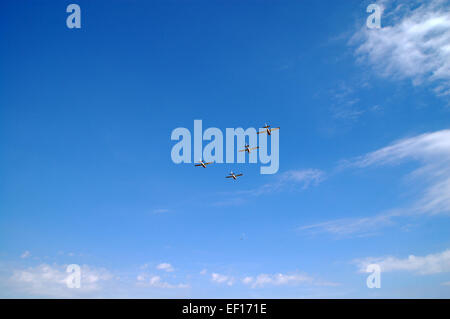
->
239;144;259;153
226;171;243;180
257;123;280;136
195;160;213;168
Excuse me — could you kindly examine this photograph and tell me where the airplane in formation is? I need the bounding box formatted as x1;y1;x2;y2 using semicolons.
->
193;123;279;180
257;123;280;136
194;160;213;168
239;144;259;153
226;171;243;180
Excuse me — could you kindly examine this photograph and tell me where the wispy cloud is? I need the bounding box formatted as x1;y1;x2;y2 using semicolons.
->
251;169;325;194
239;169;325;196
355;248;450;275
301;129;450;236
156;263;174;272
352;0;450;97
279;169;326;188
349;129;450;215
329;83;365;121
299;210;400;238
214;169;325;206
20;251;31;259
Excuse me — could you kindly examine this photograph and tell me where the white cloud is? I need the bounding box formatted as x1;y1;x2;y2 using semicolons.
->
200;269;207;275
211;273;234;286
136;274;189;289
210;271;338;289
356;248;450;275
20;251;31;259
302;129;450;236
242;273;313;288
8;263;113;297
442;281;450;286
148;276;188;289
156;263;174;272
352;0;450;97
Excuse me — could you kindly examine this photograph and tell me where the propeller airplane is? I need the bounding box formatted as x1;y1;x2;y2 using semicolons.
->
226;171;243;180
257;123;280;136
195;160;213;168
239;144;259;153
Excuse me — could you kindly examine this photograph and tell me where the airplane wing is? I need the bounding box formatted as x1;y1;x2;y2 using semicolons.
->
249;147;259;150
205;162;213;165
238;149;246;152
271;127;280;131
225;176;233;178
194;164;202;166
257;131;267;134
235;174;243;177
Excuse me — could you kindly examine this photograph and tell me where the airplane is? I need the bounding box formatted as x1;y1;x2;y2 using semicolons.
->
257;123;280;136
226;171;243;180
195;160;213;168
239;144;259;153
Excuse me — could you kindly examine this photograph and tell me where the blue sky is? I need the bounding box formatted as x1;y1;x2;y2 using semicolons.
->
1;0;450;298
